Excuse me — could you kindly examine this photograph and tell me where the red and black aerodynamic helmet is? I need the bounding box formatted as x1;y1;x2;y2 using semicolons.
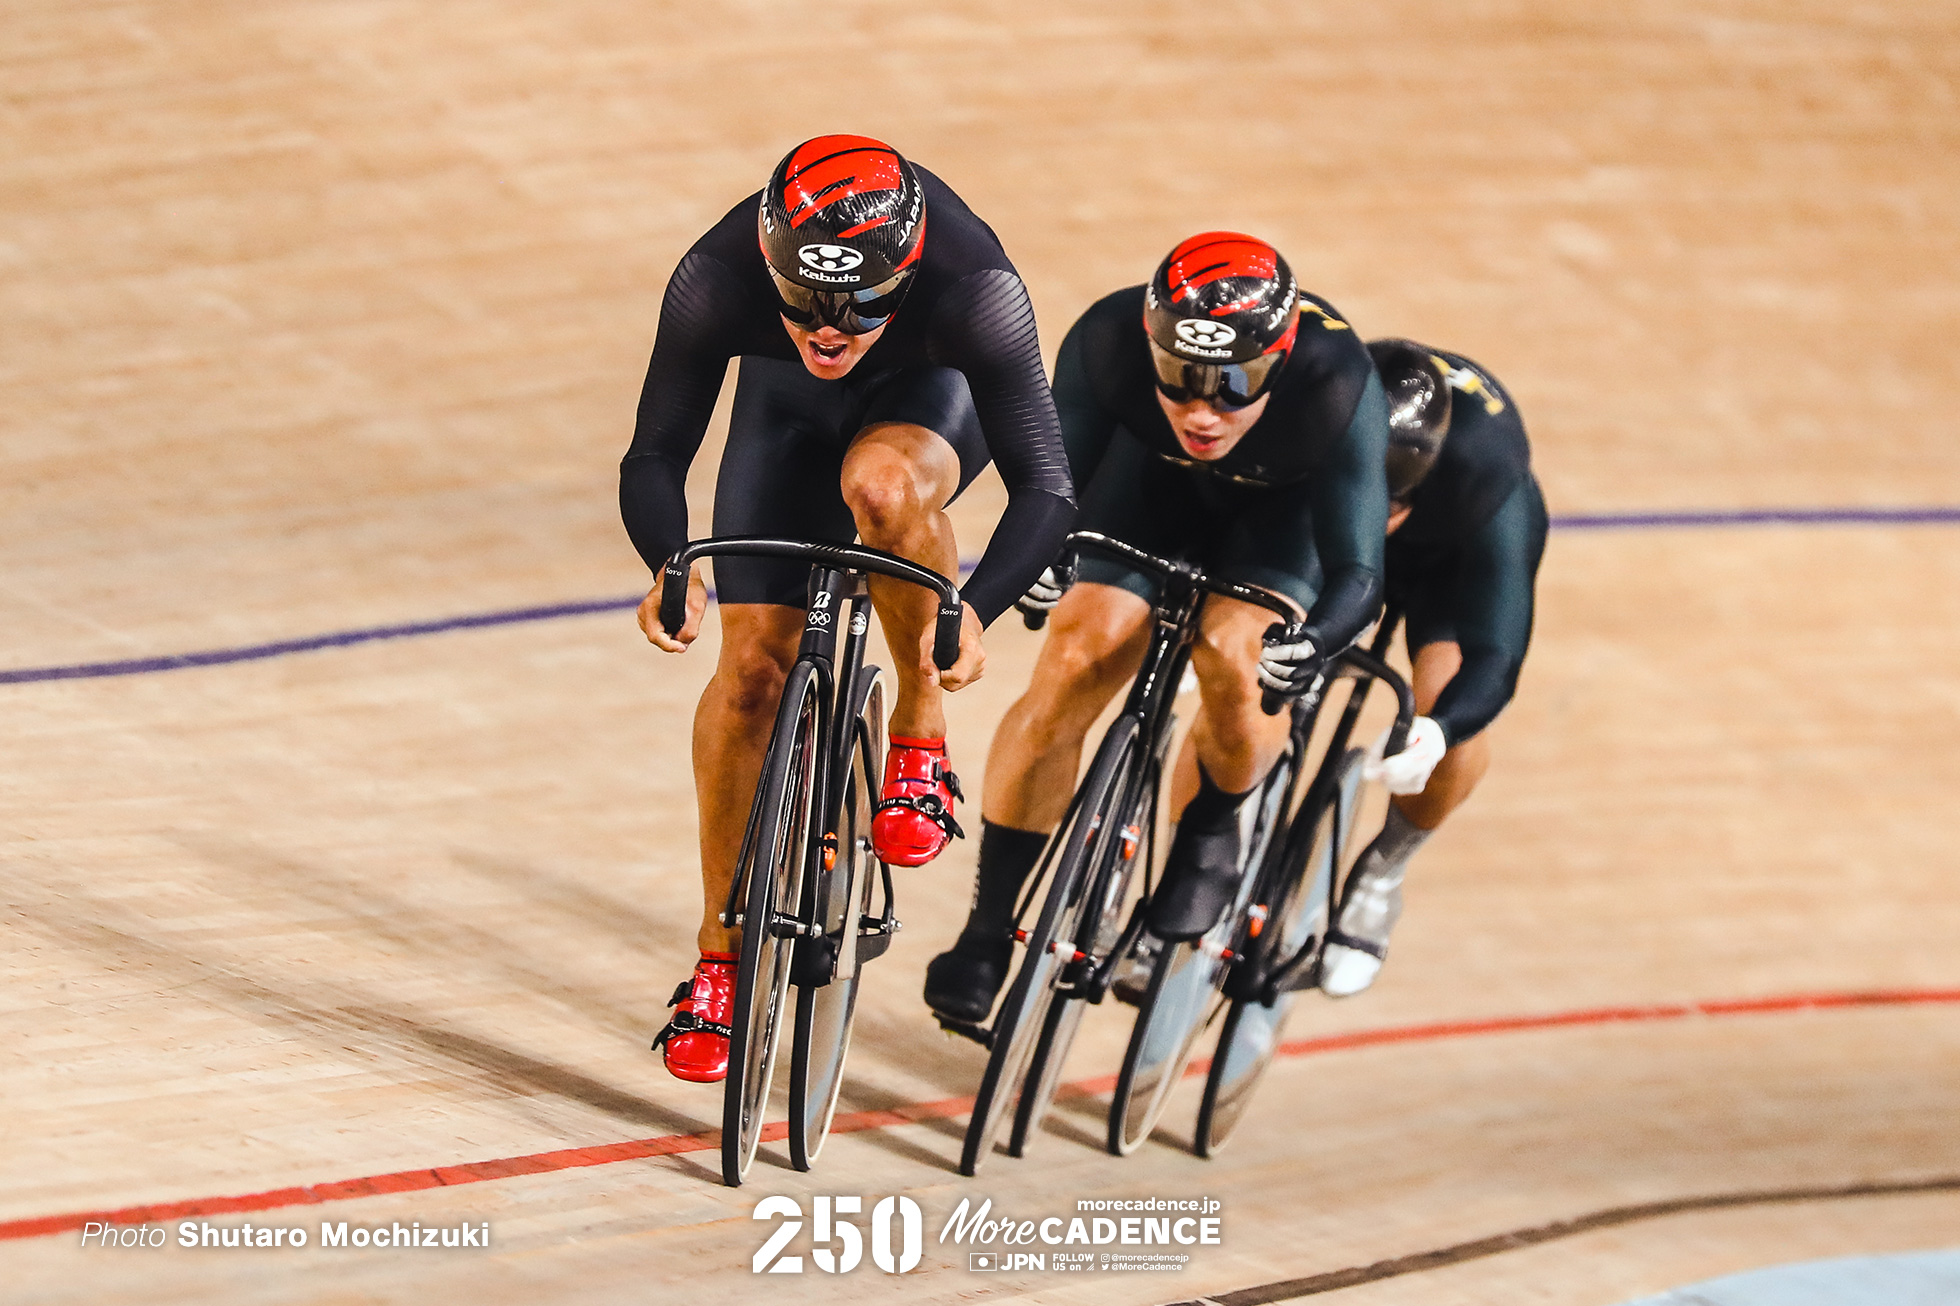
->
1144;232;1300;410
1366;338;1453;502
759;135;927;335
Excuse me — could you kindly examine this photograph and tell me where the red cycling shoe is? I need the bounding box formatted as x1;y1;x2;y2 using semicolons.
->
652;953;736;1083
871;735;966;867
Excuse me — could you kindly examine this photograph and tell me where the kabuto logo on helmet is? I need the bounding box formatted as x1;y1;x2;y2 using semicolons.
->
1174;319;1238;355
799;245;864;274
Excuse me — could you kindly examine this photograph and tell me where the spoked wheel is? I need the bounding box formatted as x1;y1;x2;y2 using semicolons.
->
960;715;1141;1177
788;673;885;1171
1196;748;1365;1156
722;663;823;1187
1009;763;1154;1157
1107;745;1295;1156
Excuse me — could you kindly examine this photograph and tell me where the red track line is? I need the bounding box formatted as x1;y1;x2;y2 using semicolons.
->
4;986;1956;1243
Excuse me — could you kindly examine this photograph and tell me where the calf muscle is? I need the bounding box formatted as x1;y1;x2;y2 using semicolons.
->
693;605;803;953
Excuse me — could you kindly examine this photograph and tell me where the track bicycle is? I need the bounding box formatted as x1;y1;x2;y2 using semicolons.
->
1192;614;1411;1155
943;531;1306;1176
657;536;964;1187
1105;616;1414;1156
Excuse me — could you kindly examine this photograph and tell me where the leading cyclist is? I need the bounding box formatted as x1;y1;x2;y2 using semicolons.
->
924;232;1394;1025
621;137;1075;1081
1316;339;1547;996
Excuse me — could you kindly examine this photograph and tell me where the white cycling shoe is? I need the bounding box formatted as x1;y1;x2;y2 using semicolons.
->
1318;942;1385;997
1319;861;1403;998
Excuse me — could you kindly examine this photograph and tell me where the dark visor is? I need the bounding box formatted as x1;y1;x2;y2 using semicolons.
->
1148;339;1286;410
768;265;913;335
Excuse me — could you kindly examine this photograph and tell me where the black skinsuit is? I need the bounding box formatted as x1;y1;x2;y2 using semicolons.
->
1049;286;1389;652
619;167;1075;626
1385;348;1547;745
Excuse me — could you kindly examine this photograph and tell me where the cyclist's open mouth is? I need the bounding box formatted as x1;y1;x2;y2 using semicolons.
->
1178;430;1226;457
810;338;850;362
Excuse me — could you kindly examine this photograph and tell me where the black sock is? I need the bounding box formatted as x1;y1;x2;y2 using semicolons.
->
958;820;1049;949
1179;764;1254;833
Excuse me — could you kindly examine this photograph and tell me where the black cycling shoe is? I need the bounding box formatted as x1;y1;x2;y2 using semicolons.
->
924;935;1013;1024
1145;822;1243;942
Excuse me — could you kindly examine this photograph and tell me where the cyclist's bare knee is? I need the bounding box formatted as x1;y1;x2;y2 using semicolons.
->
840;423;958;539
1037;584;1149;710
712;607;801;716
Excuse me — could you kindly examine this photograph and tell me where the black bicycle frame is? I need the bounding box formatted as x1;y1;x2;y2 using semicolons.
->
1008;533;1307;980
1071;530;1306;759
1251;611;1417;998
657;537;962;939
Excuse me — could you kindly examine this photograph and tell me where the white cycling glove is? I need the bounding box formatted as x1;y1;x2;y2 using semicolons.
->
1258;623;1326;698
1364;716;1448;795
1016;564;1072;618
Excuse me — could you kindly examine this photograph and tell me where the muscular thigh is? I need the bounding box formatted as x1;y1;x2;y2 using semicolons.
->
712;358;860;607
1030;581;1153;701
1195;593;1288;673
713;362;992;605
1395;564;1464;715
855;365;992;502
1208;489;1320;619
1407;639;1463;717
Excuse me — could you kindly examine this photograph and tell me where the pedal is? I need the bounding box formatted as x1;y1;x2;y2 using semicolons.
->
1108;930;1160;1006
856;914;900;964
935;1014;994;1049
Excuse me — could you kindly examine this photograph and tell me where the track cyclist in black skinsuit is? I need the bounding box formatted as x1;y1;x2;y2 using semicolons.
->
1317;340;1548;998
925;232;1418;1024
620;135;1075;1083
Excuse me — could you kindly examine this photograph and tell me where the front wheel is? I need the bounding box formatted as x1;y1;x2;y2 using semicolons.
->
1195;747;1365;1156
721;662;823;1187
1107;739;1295;1156
1009;755;1154;1158
959;715;1141;1177
787;671;885;1171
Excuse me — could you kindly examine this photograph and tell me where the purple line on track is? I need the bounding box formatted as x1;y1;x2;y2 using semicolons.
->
0;597;643;685
5;507;1957;686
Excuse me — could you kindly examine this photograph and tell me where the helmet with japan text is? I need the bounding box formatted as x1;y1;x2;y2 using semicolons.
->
1367;338;1453;501
1144;232;1300;409
759;135;926;334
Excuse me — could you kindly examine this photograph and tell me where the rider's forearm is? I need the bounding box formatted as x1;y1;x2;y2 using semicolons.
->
1429;479;1545;744
1427;645;1521;747
1301;563;1383;656
927;271;1078;624
1303;370;1389;650
618;249;747;573
961;489;1078;627
619;451;689;573
1051;315;1121;487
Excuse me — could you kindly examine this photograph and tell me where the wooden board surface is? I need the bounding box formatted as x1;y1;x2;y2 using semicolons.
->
3;2;1958;1303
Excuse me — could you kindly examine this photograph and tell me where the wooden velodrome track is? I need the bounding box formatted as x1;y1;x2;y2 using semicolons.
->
5;2;1959;1302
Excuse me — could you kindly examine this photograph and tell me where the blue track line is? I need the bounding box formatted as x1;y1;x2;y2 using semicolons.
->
5;506;1957;686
